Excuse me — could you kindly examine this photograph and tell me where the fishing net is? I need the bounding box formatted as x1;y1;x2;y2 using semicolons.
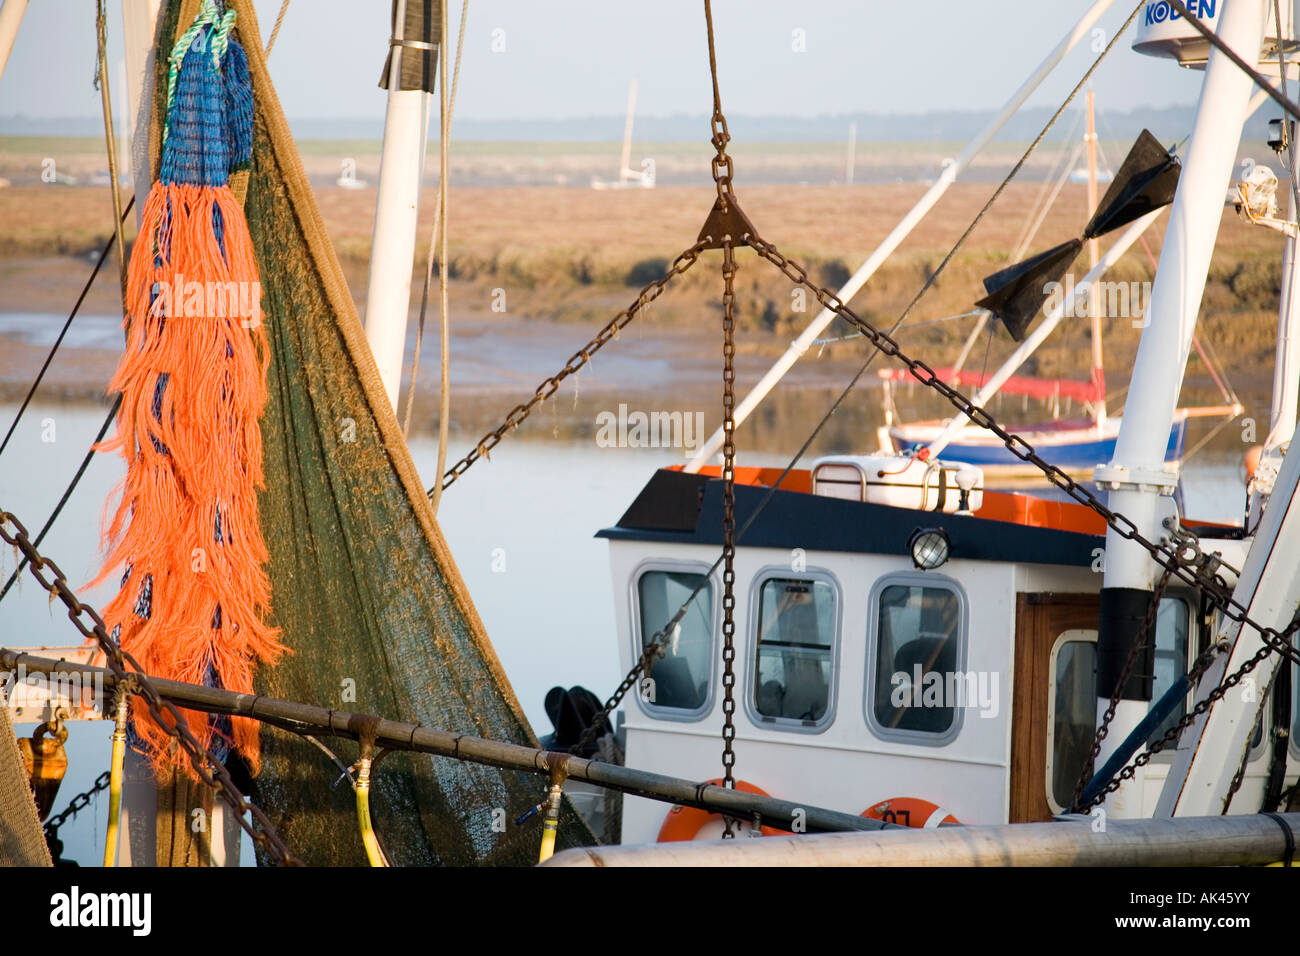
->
142;0;594;865
0;707;51;867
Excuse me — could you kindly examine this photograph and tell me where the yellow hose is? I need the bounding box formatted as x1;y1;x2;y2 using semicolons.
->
537;780;564;864
355;756;387;867
103;693;128;867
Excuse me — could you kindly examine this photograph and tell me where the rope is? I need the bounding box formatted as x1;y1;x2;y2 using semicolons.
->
94;0;129;301
0;197;134;462
164;0;219;144
429;0;456;515
263;0;290;56
0;397;121;605
402;0;469;448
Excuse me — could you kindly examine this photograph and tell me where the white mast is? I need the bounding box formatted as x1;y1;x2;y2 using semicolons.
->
683;0;1119;473
364;0;434;412
0;0;27;84
1092;0;1270;820
1086;88;1108;428
923;209;1165;460
924;85;1274;460
620;78;638;181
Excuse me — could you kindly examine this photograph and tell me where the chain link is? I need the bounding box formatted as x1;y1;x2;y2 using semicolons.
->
1070;567;1173;811
1081;629;1295;810
43;770;111;836
719;239;739;819
432;241;707;496
749;233;1300;673
0;507;302;866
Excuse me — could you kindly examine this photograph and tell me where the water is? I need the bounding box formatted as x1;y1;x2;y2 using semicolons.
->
0;400;1251;863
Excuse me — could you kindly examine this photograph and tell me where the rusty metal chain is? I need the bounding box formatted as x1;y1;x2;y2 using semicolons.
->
570;571;716;757
1079;625;1298;811
704;0;733;213
43;770;111;837
719;238;739;816
749;233;1300;672
1070;567;1173;811
0;508;302;866
431;240;708;496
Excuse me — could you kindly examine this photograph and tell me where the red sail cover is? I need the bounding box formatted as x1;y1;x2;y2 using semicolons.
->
878;366;1102;404
88;6;283;775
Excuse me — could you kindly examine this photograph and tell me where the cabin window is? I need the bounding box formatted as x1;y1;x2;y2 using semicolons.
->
1048;635;1097;813
634;567;715;719
1148;597;1191;744
749;572;839;731
868;576;967;744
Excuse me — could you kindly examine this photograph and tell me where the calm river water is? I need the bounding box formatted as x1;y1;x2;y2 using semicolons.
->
0;399;1252;863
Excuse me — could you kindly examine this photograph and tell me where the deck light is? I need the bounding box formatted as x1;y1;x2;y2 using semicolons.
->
909;528;950;570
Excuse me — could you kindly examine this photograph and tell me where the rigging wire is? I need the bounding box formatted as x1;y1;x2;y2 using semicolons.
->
402;0;469;449
0;197;134;462
428;0;458;516
0;397;120;605
572;0;1152;752
263;0;290;56
1166;0;1300;123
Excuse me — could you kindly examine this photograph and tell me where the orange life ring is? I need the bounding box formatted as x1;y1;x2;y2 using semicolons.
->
657;778;783;841
862;797;959;829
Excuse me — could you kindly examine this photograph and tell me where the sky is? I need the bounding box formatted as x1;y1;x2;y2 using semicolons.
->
0;0;1210;129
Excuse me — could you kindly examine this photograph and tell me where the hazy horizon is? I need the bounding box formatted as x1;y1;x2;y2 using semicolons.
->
1;1;1209;130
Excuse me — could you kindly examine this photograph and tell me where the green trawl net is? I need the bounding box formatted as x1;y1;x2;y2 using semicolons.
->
146;0;595;865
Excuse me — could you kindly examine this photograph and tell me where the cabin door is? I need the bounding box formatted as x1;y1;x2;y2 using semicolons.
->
1009;592;1099;823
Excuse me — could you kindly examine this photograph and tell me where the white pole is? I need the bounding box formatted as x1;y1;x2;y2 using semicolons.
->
1266;0;1300;448
121;0;162;226
1093;0;1270;819
683;0;1119;473
544;812;1300;868
620;78;637;180
364;0;433;412
924;208;1165;459
1267;186;1300;446
927;86;1275;459
1157;410;1300;816
0;0;28;85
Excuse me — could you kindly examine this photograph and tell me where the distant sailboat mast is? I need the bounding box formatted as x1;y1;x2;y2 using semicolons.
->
1086;89;1107;429
592;79;653;189
620;78;638;182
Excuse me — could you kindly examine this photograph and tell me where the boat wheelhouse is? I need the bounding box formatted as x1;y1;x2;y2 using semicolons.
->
599;464;1297;843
